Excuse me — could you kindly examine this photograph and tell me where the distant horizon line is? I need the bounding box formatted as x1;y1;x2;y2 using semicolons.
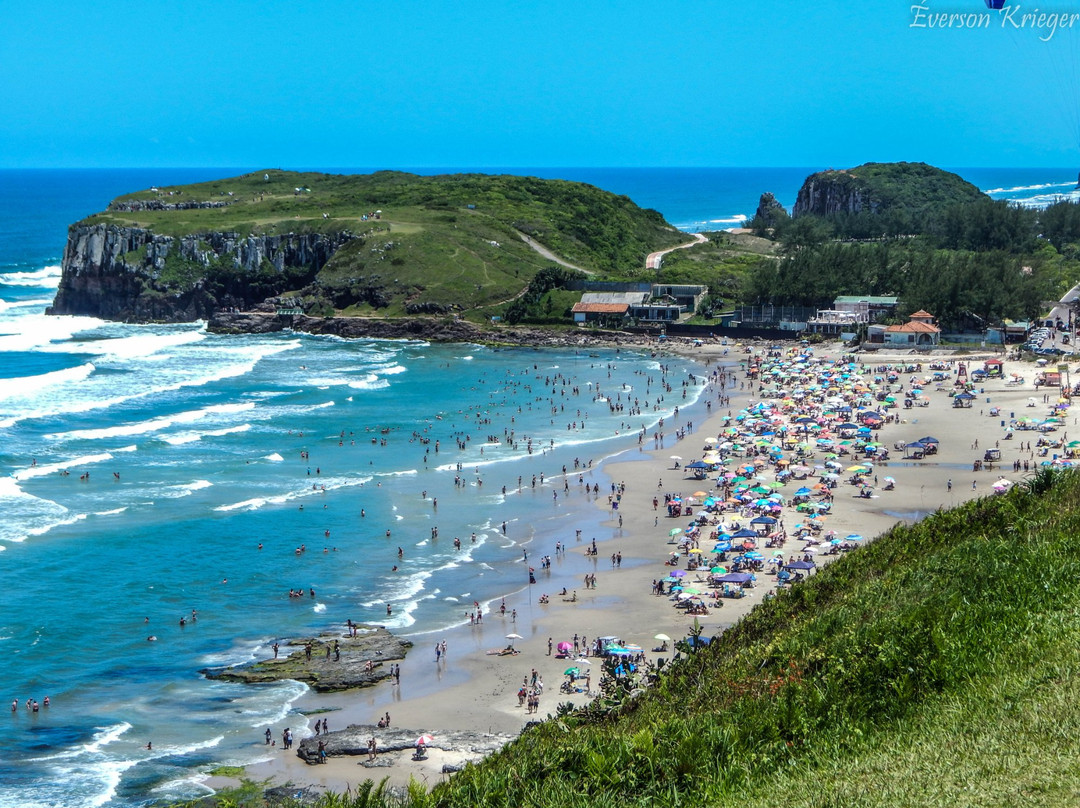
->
1;164;1078;171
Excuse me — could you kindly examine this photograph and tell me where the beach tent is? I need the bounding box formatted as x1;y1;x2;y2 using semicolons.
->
784;560;816;571
715;572;754;584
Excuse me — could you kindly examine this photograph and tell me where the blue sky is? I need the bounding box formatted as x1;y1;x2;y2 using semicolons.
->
3;0;1080;167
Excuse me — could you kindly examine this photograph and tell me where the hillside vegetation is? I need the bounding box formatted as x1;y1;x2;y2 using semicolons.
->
197;469;1080;808
83;170;689;318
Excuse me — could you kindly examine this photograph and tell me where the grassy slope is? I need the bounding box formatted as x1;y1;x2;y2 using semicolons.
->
186;478;1080;808
83;170;690;317
413;469;1080;808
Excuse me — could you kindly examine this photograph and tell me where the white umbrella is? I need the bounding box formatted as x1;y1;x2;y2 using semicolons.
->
505;633;523;639
654;633;672;642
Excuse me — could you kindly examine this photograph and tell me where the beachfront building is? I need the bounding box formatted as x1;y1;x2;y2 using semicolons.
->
572;285;707;324
806;309;862;337
832;295;899;323
572;301;632;324
867;310;941;347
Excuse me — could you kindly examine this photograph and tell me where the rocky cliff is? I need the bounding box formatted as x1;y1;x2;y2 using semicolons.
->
793;170;879;218
791;162;985;222
48;224;357;321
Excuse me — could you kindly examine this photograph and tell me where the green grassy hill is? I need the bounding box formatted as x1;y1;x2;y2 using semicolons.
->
195;469;1080;807
81;170;689;319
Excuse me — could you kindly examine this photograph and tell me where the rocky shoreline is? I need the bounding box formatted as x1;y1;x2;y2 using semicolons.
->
295;724;516;769
202;627;411;692
207;310;665;348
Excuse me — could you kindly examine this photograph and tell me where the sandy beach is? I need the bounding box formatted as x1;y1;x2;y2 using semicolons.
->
230;340;1065;795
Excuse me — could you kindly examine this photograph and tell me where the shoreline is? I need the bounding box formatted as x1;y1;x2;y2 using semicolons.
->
220;340;1049;797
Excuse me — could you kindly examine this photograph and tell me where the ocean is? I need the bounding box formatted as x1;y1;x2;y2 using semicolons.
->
0;165;1072;807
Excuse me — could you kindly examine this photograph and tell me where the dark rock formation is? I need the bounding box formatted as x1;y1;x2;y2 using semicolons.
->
48;224;357;321
202;627;411;692
793;170;878;218
108;200;233;212
753;192;787;228
208;311;663;349
295;724;515;765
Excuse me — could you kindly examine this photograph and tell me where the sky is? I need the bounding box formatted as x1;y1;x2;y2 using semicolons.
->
3;0;1080;168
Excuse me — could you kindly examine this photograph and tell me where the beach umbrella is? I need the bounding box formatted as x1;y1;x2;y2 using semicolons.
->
670;455;683;460
669;569;687;578
710;566;727;574
557;641;572;652
564;667;580;676
668;528;683;537
506;633;523;640
416;733;435;748
693;491;708;498
654;633;672;642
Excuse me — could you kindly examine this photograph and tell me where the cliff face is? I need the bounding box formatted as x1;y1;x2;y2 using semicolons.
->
793;171;878;218
48;224;356;322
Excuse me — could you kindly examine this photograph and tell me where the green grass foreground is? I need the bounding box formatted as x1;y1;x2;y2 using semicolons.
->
187;469;1080;808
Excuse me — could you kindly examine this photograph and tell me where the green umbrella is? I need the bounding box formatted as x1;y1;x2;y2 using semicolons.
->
564;667;580;676
669;528;683;537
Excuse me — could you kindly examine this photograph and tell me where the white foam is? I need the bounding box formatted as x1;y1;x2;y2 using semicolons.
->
0;362;95;399
313;602;326;613
264;452;284;462
380;364;407;375
984;180;1075;194
163;423;252;445
60;330;206;360
349;375;389;390
0;296;53;311
0;313;106;352
13;452;113;480
47;402;255;442
0;265;62;288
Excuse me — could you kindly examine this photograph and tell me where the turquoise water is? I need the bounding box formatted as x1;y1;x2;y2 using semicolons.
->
0;165;1073;807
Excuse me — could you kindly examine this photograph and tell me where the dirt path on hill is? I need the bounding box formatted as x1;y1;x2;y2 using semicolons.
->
516;232;591;274
645;232;708;271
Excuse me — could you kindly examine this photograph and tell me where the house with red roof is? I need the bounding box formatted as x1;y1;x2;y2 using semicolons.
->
867;310;941;347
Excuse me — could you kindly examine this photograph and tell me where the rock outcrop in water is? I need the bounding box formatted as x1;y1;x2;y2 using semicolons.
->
48;223;356;322
202;627;411;692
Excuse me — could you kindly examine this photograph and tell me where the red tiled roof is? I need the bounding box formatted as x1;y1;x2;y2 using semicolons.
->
885;320;940;334
572;303;629;313
909;309;934;319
